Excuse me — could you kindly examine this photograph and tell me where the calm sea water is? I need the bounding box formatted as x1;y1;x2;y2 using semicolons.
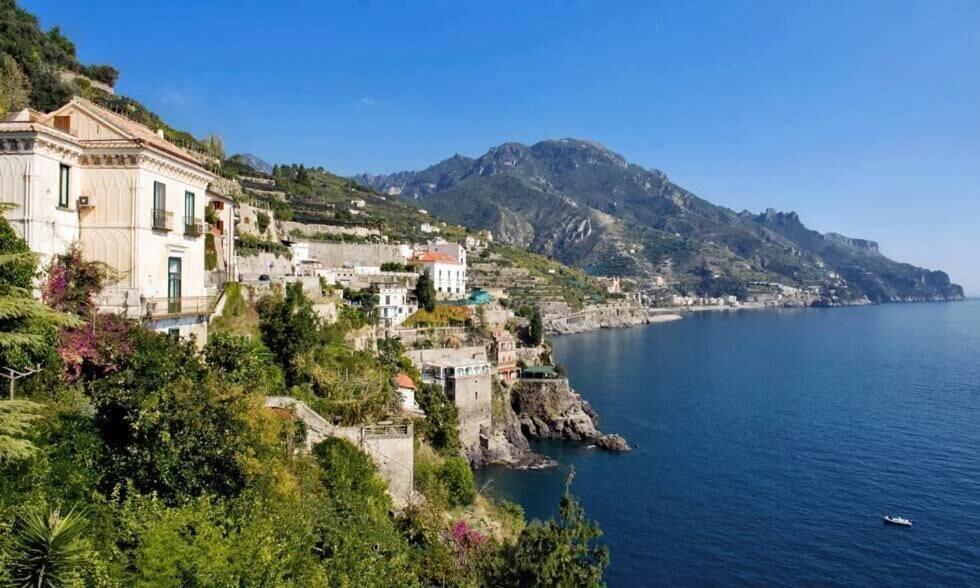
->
476;300;980;586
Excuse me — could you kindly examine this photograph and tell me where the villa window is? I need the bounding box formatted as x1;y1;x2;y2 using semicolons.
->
152;181;168;229
167;256;182;314
58;164;70;208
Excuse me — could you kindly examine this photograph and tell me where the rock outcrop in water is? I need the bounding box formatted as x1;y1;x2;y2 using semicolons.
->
511;378;602;441
472;383;556;469
595;434;631;452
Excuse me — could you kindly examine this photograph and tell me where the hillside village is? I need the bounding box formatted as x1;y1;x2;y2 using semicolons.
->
2;2;937;581
0;93;848;500
0;52;616;579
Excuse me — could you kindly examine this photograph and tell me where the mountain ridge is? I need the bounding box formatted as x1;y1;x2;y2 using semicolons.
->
352;138;964;304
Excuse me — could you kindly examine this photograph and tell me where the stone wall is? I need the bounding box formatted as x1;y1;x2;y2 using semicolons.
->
307;242;405;267
236;252;293;281
282;220;381;239
264;397;415;506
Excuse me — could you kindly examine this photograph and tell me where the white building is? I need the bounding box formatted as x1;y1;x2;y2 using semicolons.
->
0;98;219;341
377;285;414;328
414;250;466;298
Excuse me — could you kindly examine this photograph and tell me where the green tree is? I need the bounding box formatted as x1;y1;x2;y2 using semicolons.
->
257;282;322;385
493;472;609;587
0;399;43;461
438;456;476;508
415;269;436;312
204;332;283;394
311;438;419;584
203;133;225;159
415;383;461;456
0;53;31;116
255;211;270;235
7;506;92;588
89;329;266;501
295;164;311;187
0;210;81;382
529;307;544;346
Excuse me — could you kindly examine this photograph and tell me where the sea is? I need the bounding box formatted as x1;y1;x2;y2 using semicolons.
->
475;300;980;586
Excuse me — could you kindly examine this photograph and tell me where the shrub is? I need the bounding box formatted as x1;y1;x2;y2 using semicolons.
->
439;457;476;508
416;384;461;456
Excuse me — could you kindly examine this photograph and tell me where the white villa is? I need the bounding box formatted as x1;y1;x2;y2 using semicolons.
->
413;242;467;299
377;284;414;328
0;97;226;341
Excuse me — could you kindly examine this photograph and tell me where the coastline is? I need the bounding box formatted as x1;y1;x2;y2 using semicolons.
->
546;296;963;336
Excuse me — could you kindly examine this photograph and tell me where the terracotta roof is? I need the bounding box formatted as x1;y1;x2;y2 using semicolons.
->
395;373;416;390
414;251;457;263
62;97;213;169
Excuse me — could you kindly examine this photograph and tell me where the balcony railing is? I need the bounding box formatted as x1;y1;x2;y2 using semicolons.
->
144;296;216;319
151;208;173;231
183;217;205;237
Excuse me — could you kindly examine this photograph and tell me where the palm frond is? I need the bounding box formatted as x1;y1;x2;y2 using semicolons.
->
8;506;91;587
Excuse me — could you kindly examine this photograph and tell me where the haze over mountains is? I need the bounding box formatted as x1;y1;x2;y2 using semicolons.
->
354;139;964;304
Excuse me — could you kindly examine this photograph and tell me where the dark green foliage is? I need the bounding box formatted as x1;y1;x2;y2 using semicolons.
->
438;456;476;508
0;207;33;289
529;307;543;346
415;269;436;312
255;211;270;234
235;233;291;258
381;261;409;272
257;283;322;384
204;333;283;393
311;438;419;584
88;329;261;501
415;384;461;456
493;475;609;587
204;232;218;271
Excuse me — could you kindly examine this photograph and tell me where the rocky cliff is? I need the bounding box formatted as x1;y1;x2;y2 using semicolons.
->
511;379;601;441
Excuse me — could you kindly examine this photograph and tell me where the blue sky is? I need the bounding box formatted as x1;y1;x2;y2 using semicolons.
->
24;0;980;292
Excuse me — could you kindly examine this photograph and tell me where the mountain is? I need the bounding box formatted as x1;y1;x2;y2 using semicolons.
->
353;139;964;303
230;153;274;174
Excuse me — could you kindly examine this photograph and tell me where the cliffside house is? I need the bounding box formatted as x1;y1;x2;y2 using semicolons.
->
490;329;520;382
378;284;415;328
414;247;466;299
0;98;221;341
420;356;492;451
395;372;424;417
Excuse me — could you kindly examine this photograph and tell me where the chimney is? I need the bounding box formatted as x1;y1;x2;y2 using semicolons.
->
156;128;165;139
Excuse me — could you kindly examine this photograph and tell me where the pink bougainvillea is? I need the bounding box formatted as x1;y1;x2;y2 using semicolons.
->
450;520;487;551
42;244;136;381
43;245;109;317
59;313;136;382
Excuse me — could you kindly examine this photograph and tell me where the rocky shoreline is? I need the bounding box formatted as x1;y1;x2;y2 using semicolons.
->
475;376;632;468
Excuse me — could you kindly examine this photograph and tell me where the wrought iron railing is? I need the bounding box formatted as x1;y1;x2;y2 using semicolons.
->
183;217;204;237
143;296;216;319
151;208;173;231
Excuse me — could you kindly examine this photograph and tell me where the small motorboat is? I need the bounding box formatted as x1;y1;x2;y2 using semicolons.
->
883;515;912;527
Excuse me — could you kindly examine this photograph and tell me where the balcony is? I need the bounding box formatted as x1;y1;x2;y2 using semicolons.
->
143;296;216;320
183;217;205;237
151;208;173;231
